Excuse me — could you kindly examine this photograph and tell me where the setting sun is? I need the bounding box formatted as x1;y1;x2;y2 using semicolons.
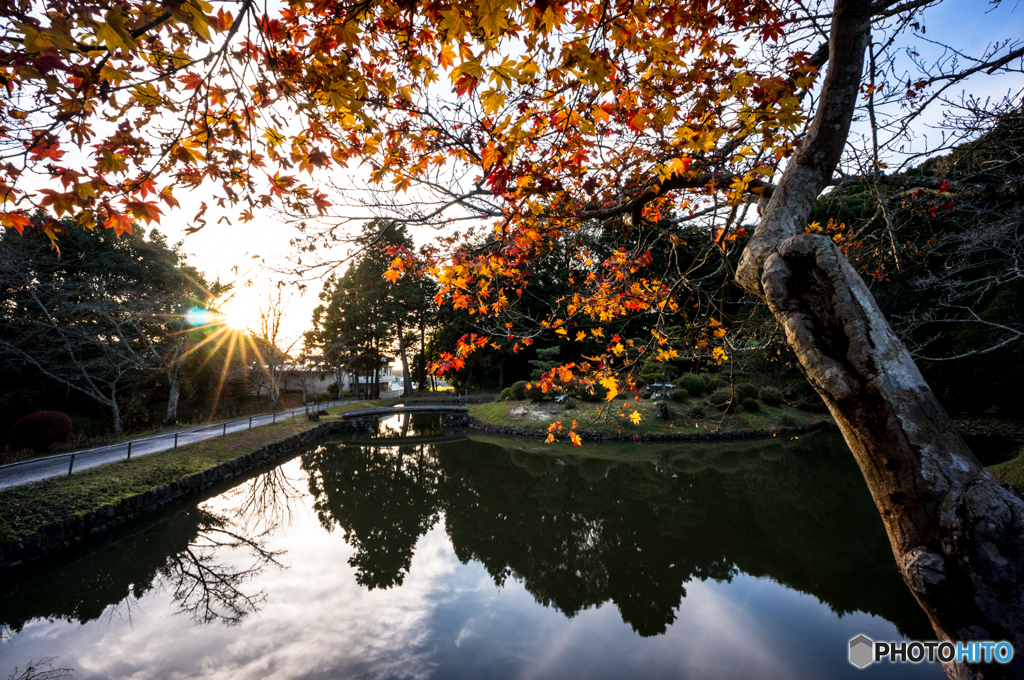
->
218;296;262;333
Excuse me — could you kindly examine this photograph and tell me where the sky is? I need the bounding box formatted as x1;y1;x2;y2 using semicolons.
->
148;0;1024;347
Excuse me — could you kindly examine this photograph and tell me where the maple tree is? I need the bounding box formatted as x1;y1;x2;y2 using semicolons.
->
4;0;1024;674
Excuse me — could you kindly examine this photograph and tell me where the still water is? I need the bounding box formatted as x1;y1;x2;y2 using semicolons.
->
0;415;943;679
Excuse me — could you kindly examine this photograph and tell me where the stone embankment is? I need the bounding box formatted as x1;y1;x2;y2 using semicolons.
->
464;415;826;442
0;418;370;572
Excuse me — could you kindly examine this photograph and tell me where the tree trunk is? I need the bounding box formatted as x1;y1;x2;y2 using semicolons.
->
398;323;412;397
166;370;181;426
419;318;426;392
498;364;505;391
735;2;1024;677
110;385;122;438
270;366;280;410
373;361;380;399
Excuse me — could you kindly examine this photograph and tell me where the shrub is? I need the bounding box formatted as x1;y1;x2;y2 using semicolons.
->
707;388;733;411
778;413;799;428
742;397;760;413
9;410;73;453
688;404;709;419
671;388;690;402
641;391;653;399
564;398;578;410
525;383;545;401
706;378;728;392
510;381;528;400
760;386;784;406
576;382;609;402
499;387;511;401
676;373;707;395
734;382;759;401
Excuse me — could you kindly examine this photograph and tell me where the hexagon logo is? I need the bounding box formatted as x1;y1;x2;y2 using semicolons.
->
850;635;874;669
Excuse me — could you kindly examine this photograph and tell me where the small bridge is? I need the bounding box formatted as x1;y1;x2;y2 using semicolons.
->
338;405;469;420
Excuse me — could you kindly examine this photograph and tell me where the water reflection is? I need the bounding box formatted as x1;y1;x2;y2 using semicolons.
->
302;415;930;640
0;471;290;637
0;415;938;679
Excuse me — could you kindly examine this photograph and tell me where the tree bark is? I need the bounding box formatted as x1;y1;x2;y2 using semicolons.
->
166;371;181;426
398;323;412;397
110;384;122;438
735;2;1024;677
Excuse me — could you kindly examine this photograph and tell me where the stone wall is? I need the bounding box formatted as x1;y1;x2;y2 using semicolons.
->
0;419;368;573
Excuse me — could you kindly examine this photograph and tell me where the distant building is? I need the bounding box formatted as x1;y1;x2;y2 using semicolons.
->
279;363;404;399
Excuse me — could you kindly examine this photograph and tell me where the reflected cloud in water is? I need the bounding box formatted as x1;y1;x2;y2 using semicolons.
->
0;417;943;679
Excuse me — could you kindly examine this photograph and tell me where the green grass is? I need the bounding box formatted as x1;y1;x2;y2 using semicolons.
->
0;418;321;544
987;446;1024;487
469;397;823;437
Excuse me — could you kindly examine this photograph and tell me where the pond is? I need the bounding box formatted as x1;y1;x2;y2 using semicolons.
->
0;414;944;679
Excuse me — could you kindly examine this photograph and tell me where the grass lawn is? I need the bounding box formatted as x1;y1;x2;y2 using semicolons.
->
987;446;1024;487
469;396;825;438
0;418;322;544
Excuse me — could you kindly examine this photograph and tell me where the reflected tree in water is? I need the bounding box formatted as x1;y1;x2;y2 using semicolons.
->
302;441;441;589
161;509;283;626
221;463;305;535
5;658;72;680
1;422;934;646
300;424;931;640
0;473;289;633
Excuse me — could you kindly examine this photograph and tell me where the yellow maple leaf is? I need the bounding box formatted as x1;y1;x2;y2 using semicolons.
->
629;412;642;425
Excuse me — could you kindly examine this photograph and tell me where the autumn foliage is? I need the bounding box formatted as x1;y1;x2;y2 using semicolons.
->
3;0;1011;444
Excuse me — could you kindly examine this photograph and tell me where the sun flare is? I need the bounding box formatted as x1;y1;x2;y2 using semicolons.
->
218;297;262;333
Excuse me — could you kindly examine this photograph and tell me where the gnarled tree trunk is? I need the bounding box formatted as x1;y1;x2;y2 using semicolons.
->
736;2;1024;678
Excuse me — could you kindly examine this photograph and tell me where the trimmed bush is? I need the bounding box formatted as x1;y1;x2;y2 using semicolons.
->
707;388;733;411
9;410;73;453
564;398;577;410
525;383;545;401
759;386;784;407
641;391;653;400
688;404;709;419
510;381;528;400
706;378;728;392
742;398;760;413
499;387;511;401
671;388;690;402
778;413;799;428
576;382;609;402
676;373;707;395
734;382;759;401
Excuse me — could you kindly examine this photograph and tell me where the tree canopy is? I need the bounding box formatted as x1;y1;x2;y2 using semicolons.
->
0;223;208;435
2;0;1019;402
5;0;1024;672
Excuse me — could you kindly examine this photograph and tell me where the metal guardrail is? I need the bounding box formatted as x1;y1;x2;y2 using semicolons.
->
0;400;349;478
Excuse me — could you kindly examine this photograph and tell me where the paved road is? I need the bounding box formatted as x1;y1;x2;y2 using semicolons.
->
0;402;353;491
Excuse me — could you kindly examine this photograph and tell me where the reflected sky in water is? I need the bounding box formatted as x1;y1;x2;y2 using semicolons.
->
0;417;943;679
